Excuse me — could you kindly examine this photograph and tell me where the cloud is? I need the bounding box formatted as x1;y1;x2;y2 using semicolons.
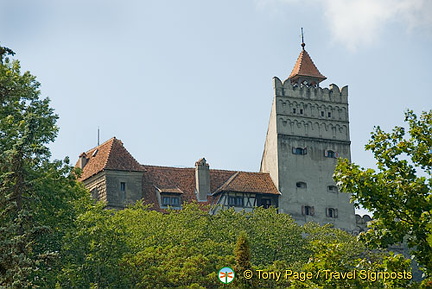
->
322;0;432;51
256;0;432;51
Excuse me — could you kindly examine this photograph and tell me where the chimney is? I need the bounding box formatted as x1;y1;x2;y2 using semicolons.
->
78;152;88;169
195;158;210;202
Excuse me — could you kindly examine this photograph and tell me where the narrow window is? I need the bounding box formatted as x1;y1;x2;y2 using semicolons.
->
170;197;180;206
228;196;244;207
327;208;338;218
302;205;314;216
120;182;126;192
293;108;296;114
328;112;331;118
162;196;170;206
321;111;324;117
296;182;307;188
300;109;303;114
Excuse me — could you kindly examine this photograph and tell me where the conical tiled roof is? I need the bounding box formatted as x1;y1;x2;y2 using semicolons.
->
288;47;326;83
76;137;144;181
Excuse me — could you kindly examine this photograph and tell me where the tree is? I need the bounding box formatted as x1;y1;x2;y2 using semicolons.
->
334;110;432;276
0;46;90;287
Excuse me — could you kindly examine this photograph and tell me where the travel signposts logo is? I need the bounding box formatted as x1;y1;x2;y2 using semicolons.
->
218;267;235;284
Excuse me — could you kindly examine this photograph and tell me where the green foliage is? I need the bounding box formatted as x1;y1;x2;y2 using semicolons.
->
0;46;91;288
334;110;432;276
234;231;254;288
58;203;418;288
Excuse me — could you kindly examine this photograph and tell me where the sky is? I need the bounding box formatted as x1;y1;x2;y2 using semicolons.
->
1;1;431;215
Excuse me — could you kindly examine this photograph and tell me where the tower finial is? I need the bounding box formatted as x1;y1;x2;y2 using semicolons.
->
301;27;305;50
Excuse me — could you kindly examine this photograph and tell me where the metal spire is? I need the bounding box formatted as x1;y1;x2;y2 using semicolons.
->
301;27;305;50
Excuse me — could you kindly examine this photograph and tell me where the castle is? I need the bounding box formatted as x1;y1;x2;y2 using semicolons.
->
76;40;358;232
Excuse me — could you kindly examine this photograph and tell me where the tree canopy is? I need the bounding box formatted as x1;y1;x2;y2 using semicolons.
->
334;110;432;277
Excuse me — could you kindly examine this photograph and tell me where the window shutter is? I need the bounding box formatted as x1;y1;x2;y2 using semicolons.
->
325;208;329;217
311;206;315;216
324;150;328;157
292;147;297;154
303;147;307;155
301;205;305;216
335;209;338;218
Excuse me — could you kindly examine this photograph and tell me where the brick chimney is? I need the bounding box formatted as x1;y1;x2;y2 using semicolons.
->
195;158;210;202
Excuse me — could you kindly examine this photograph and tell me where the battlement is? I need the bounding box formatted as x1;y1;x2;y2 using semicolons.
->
273;77;348;104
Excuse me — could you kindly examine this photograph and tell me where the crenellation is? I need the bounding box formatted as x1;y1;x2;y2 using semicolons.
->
274;77;348;104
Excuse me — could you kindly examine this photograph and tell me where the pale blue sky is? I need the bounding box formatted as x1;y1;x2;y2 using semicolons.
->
1;1;431;215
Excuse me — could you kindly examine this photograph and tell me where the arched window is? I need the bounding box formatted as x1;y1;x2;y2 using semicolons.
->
296;182;307;189
326;208;338;218
292;147;307;155
324;150;338;158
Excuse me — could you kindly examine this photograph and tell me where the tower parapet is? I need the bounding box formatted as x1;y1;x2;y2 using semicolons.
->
273;77;348;104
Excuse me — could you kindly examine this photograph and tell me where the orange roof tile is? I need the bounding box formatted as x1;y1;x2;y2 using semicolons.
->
76;137;144;181
214;171;280;195
142;165;280;210
288;48;326;83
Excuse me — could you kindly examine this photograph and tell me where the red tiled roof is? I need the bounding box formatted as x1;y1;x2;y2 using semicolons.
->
214;171;280;195
142;165;279;210
76;137;144;181
288;48;326;82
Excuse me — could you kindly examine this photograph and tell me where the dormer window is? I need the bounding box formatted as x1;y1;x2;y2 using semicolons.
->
162;195;181;207
292;147;307;155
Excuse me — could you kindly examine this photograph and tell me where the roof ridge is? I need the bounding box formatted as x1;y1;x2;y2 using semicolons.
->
85;137;116;155
103;138;116;169
213;171;240;194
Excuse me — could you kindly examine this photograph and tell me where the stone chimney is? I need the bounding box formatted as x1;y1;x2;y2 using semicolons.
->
78;152;88;169
195;158;210;202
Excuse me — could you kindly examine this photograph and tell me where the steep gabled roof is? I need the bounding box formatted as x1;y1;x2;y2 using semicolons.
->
288;47;326;83
76;137;144;181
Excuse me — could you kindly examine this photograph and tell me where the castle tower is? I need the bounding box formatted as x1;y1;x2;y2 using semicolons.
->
260;39;356;231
